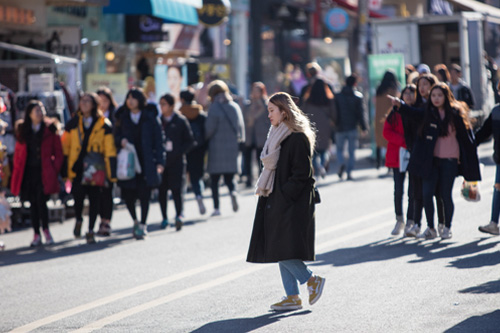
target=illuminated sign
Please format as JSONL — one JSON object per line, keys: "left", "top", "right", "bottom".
{"left": 0, "top": 5, "right": 36, "bottom": 25}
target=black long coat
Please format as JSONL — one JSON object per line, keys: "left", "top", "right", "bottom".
{"left": 113, "top": 107, "right": 165, "bottom": 189}
{"left": 247, "top": 132, "right": 316, "bottom": 263}
{"left": 160, "top": 112, "right": 195, "bottom": 189}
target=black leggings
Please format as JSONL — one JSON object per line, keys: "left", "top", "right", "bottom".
{"left": 73, "top": 183, "right": 101, "bottom": 232}
{"left": 99, "top": 185, "right": 113, "bottom": 221}
{"left": 121, "top": 177, "right": 151, "bottom": 225}
{"left": 210, "top": 173, "right": 235, "bottom": 210}
{"left": 159, "top": 187, "right": 183, "bottom": 220}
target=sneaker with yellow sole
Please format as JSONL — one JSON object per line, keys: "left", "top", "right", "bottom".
{"left": 270, "top": 296, "right": 302, "bottom": 311}
{"left": 307, "top": 275, "right": 326, "bottom": 305}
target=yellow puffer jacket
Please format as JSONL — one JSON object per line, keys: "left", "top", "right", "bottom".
{"left": 62, "top": 113, "right": 117, "bottom": 182}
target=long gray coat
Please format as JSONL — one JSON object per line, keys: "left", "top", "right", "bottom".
{"left": 247, "top": 132, "right": 316, "bottom": 263}
{"left": 205, "top": 93, "right": 245, "bottom": 174}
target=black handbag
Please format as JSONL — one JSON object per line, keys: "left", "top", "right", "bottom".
{"left": 314, "top": 187, "right": 321, "bottom": 204}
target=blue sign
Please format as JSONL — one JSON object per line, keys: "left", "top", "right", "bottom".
{"left": 324, "top": 8, "right": 349, "bottom": 33}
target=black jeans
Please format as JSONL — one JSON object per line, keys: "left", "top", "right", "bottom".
{"left": 73, "top": 183, "right": 101, "bottom": 232}
{"left": 121, "top": 176, "right": 151, "bottom": 225}
{"left": 159, "top": 174, "right": 183, "bottom": 220}
{"left": 99, "top": 185, "right": 113, "bottom": 221}
{"left": 409, "top": 172, "right": 423, "bottom": 226}
{"left": 242, "top": 145, "right": 263, "bottom": 186}
{"left": 210, "top": 173, "right": 235, "bottom": 210}
{"left": 24, "top": 167, "right": 49, "bottom": 235}
{"left": 422, "top": 158, "right": 458, "bottom": 228}
{"left": 392, "top": 168, "right": 414, "bottom": 221}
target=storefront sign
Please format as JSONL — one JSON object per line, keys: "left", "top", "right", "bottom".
{"left": 0, "top": 5, "right": 35, "bottom": 25}
{"left": 28, "top": 74, "right": 55, "bottom": 93}
{"left": 324, "top": 8, "right": 349, "bottom": 33}
{"left": 45, "top": 26, "right": 82, "bottom": 59}
{"left": 197, "top": 0, "right": 230, "bottom": 27}
{"left": 86, "top": 73, "right": 128, "bottom": 105}
{"left": 125, "top": 15, "right": 169, "bottom": 43}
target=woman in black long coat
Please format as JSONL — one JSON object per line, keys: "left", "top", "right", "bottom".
{"left": 114, "top": 88, "right": 165, "bottom": 239}
{"left": 247, "top": 92, "right": 325, "bottom": 311}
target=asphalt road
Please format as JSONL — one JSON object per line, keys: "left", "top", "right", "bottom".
{"left": 1, "top": 143, "right": 500, "bottom": 332}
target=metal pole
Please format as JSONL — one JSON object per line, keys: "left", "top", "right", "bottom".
{"left": 250, "top": 0, "right": 262, "bottom": 83}
{"left": 356, "top": 0, "right": 369, "bottom": 95}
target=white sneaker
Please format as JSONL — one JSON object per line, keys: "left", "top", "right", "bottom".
{"left": 211, "top": 209, "right": 221, "bottom": 217}
{"left": 417, "top": 228, "right": 438, "bottom": 240}
{"left": 441, "top": 227, "right": 452, "bottom": 239}
{"left": 406, "top": 224, "right": 421, "bottom": 238}
{"left": 196, "top": 196, "right": 206, "bottom": 215}
{"left": 404, "top": 220, "right": 415, "bottom": 235}
{"left": 478, "top": 222, "right": 500, "bottom": 236}
{"left": 437, "top": 223, "right": 445, "bottom": 237}
{"left": 391, "top": 221, "right": 405, "bottom": 236}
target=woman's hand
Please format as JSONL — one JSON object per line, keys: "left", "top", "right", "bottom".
{"left": 387, "top": 94, "right": 401, "bottom": 108}
{"left": 121, "top": 138, "right": 128, "bottom": 148}
{"left": 157, "top": 164, "right": 164, "bottom": 174}
{"left": 494, "top": 183, "right": 500, "bottom": 191}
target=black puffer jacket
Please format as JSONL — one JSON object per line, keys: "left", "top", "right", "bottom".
{"left": 334, "top": 86, "right": 368, "bottom": 132}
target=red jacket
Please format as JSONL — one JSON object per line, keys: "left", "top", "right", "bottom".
{"left": 11, "top": 121, "right": 64, "bottom": 196}
{"left": 383, "top": 111, "right": 406, "bottom": 168}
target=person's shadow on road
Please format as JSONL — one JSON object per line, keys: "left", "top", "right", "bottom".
{"left": 190, "top": 310, "right": 311, "bottom": 333}
{"left": 312, "top": 237, "right": 500, "bottom": 268}
{"left": 444, "top": 310, "right": 500, "bottom": 332}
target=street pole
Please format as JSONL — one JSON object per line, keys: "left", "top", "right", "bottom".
{"left": 356, "top": 0, "right": 369, "bottom": 96}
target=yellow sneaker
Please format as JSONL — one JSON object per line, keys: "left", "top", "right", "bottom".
{"left": 270, "top": 296, "right": 303, "bottom": 311}
{"left": 307, "top": 275, "right": 325, "bottom": 305}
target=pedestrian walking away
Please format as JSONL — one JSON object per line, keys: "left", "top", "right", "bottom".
{"left": 205, "top": 80, "right": 244, "bottom": 216}
{"left": 242, "top": 82, "right": 270, "bottom": 187}
{"left": 391, "top": 83, "right": 481, "bottom": 240}
{"left": 334, "top": 74, "right": 369, "bottom": 180}
{"left": 62, "top": 93, "right": 117, "bottom": 244}
{"left": 158, "top": 93, "right": 195, "bottom": 231}
{"left": 96, "top": 87, "right": 119, "bottom": 236}
{"left": 475, "top": 85, "right": 500, "bottom": 236}
{"left": 247, "top": 92, "right": 325, "bottom": 311}
{"left": 302, "top": 78, "right": 336, "bottom": 179}
{"left": 375, "top": 70, "right": 400, "bottom": 170}
{"left": 11, "top": 100, "right": 63, "bottom": 247}
{"left": 179, "top": 89, "right": 208, "bottom": 216}
{"left": 114, "top": 88, "right": 165, "bottom": 239}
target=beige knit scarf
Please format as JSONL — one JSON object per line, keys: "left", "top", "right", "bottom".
{"left": 255, "top": 122, "right": 292, "bottom": 196}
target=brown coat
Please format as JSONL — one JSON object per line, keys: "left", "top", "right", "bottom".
{"left": 374, "top": 88, "right": 399, "bottom": 148}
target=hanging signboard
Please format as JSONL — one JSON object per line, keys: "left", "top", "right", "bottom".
{"left": 125, "top": 15, "right": 169, "bottom": 43}
{"left": 28, "top": 74, "right": 54, "bottom": 93}
{"left": 197, "top": 0, "right": 230, "bottom": 27}
{"left": 45, "top": 26, "right": 82, "bottom": 59}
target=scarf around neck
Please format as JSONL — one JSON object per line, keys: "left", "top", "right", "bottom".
{"left": 255, "top": 122, "right": 292, "bottom": 196}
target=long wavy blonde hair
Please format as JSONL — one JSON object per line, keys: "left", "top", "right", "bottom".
{"left": 268, "top": 92, "right": 316, "bottom": 154}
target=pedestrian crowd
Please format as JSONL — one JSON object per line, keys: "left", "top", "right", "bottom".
{"left": 1, "top": 60, "right": 500, "bottom": 312}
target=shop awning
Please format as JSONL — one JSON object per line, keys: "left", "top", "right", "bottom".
{"left": 103, "top": 0, "right": 199, "bottom": 26}
{"left": 46, "top": 0, "right": 110, "bottom": 5}
{"left": 331, "top": 0, "right": 387, "bottom": 18}
{"left": 448, "top": 0, "right": 500, "bottom": 20}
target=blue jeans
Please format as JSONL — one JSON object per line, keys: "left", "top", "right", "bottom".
{"left": 278, "top": 259, "right": 312, "bottom": 296}
{"left": 491, "top": 165, "right": 500, "bottom": 223}
{"left": 422, "top": 158, "right": 458, "bottom": 228}
{"left": 336, "top": 130, "right": 358, "bottom": 174}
